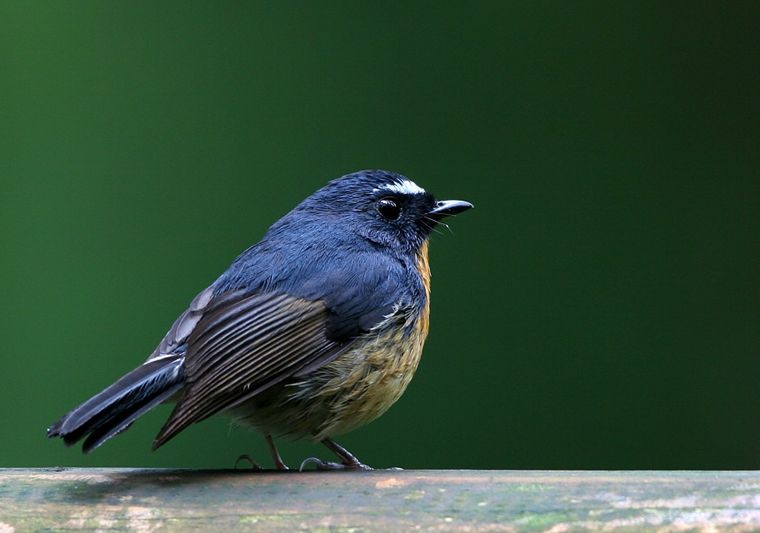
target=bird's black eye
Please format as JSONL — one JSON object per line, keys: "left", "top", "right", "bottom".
{"left": 377, "top": 198, "right": 401, "bottom": 220}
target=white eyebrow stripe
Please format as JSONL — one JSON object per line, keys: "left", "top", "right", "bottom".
{"left": 374, "top": 179, "right": 426, "bottom": 196}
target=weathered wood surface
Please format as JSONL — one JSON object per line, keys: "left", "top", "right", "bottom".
{"left": 1, "top": 469, "right": 759, "bottom": 531}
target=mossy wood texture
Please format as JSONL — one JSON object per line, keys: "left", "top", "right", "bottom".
{"left": 1, "top": 469, "right": 759, "bottom": 531}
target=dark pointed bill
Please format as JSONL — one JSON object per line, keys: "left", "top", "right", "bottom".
{"left": 427, "top": 199, "right": 474, "bottom": 219}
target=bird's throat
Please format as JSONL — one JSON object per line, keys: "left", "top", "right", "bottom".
{"left": 417, "top": 241, "right": 431, "bottom": 337}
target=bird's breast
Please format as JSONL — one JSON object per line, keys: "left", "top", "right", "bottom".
{"left": 299, "top": 304, "right": 430, "bottom": 439}
{"left": 233, "top": 242, "right": 434, "bottom": 440}
{"left": 416, "top": 240, "right": 431, "bottom": 339}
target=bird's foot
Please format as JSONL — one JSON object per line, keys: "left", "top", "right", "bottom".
{"left": 274, "top": 458, "right": 290, "bottom": 471}
{"left": 298, "top": 437, "right": 374, "bottom": 471}
{"left": 299, "top": 456, "right": 373, "bottom": 471}
{"left": 234, "top": 454, "right": 263, "bottom": 470}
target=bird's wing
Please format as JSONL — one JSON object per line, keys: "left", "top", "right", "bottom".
{"left": 149, "top": 246, "right": 412, "bottom": 449}
{"left": 151, "top": 288, "right": 388, "bottom": 449}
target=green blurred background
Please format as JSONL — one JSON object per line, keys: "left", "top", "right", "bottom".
{"left": 2, "top": 1, "right": 758, "bottom": 470}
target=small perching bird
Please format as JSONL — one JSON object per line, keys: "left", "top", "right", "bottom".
{"left": 48, "top": 169, "right": 473, "bottom": 469}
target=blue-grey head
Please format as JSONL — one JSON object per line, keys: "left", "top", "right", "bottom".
{"left": 286, "top": 170, "right": 473, "bottom": 255}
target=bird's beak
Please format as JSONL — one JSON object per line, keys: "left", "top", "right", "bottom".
{"left": 427, "top": 199, "right": 474, "bottom": 219}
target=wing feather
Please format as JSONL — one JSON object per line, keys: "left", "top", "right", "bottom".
{"left": 152, "top": 291, "right": 347, "bottom": 448}
{"left": 188, "top": 293, "right": 291, "bottom": 358}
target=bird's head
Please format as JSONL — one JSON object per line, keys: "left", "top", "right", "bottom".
{"left": 292, "top": 170, "right": 473, "bottom": 255}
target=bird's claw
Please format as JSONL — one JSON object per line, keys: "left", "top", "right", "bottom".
{"left": 299, "top": 456, "right": 373, "bottom": 472}
{"left": 234, "top": 454, "right": 263, "bottom": 470}
{"left": 299, "top": 456, "right": 330, "bottom": 471}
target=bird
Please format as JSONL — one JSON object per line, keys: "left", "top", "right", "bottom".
{"left": 47, "top": 169, "right": 473, "bottom": 470}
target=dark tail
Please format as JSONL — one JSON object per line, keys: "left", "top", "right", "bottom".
{"left": 47, "top": 355, "right": 184, "bottom": 453}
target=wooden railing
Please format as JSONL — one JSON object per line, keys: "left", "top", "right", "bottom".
{"left": 1, "top": 469, "right": 759, "bottom": 530}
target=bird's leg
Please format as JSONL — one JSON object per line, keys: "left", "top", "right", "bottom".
{"left": 266, "top": 434, "right": 290, "bottom": 470}
{"left": 323, "top": 438, "right": 371, "bottom": 469}
{"left": 299, "top": 437, "right": 373, "bottom": 471}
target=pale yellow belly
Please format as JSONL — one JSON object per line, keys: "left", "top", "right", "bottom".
{"left": 234, "top": 243, "right": 432, "bottom": 440}
{"left": 233, "top": 314, "right": 428, "bottom": 440}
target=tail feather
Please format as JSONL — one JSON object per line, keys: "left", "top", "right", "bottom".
{"left": 47, "top": 355, "right": 184, "bottom": 453}
{"left": 81, "top": 380, "right": 183, "bottom": 452}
